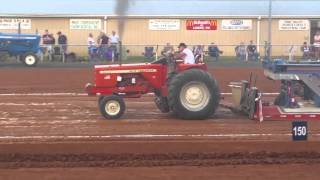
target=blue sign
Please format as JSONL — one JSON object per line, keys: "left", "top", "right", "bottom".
{"left": 292, "top": 121, "right": 308, "bottom": 141}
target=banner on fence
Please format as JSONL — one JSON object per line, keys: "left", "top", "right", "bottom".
{"left": 221, "top": 19, "right": 252, "bottom": 30}
{"left": 70, "top": 19, "right": 102, "bottom": 30}
{"left": 0, "top": 18, "right": 31, "bottom": 30}
{"left": 186, "top": 20, "right": 217, "bottom": 30}
{"left": 149, "top": 19, "right": 180, "bottom": 30}
{"left": 279, "top": 20, "right": 309, "bottom": 31}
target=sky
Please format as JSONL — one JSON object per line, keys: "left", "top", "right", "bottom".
{"left": 0, "top": 0, "right": 318, "bottom": 16}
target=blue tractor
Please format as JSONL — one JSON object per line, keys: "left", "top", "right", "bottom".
{"left": 0, "top": 33, "right": 41, "bottom": 67}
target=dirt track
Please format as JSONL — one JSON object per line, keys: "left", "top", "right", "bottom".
{"left": 0, "top": 66, "right": 319, "bottom": 180}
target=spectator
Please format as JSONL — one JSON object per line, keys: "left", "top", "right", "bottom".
{"left": 57, "top": 31, "right": 68, "bottom": 56}
{"left": 175, "top": 43, "right": 195, "bottom": 64}
{"left": 48, "top": 34, "right": 55, "bottom": 45}
{"left": 42, "top": 30, "right": 51, "bottom": 45}
{"left": 110, "top": 30, "right": 120, "bottom": 44}
{"left": 235, "top": 42, "right": 246, "bottom": 61}
{"left": 97, "top": 32, "right": 109, "bottom": 60}
{"left": 287, "top": 45, "right": 297, "bottom": 61}
{"left": 193, "top": 45, "right": 204, "bottom": 63}
{"left": 87, "top": 33, "right": 97, "bottom": 61}
{"left": 161, "top": 42, "right": 174, "bottom": 55}
{"left": 42, "top": 30, "right": 54, "bottom": 60}
{"left": 208, "top": 42, "right": 223, "bottom": 61}
{"left": 301, "top": 42, "right": 312, "bottom": 60}
{"left": 313, "top": 31, "right": 320, "bottom": 60}
{"left": 97, "top": 31, "right": 109, "bottom": 45}
{"left": 110, "top": 31, "right": 120, "bottom": 61}
{"left": 247, "top": 40, "right": 259, "bottom": 61}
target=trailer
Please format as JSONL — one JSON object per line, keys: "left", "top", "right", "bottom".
{"left": 229, "top": 59, "right": 320, "bottom": 121}
{"left": 0, "top": 33, "right": 41, "bottom": 67}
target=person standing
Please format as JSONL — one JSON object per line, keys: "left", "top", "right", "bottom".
{"left": 42, "top": 30, "right": 54, "bottom": 60}
{"left": 97, "top": 32, "right": 109, "bottom": 60}
{"left": 301, "top": 42, "right": 311, "bottom": 60}
{"left": 57, "top": 31, "right": 68, "bottom": 60}
{"left": 235, "top": 42, "right": 246, "bottom": 61}
{"left": 313, "top": 31, "right": 320, "bottom": 60}
{"left": 87, "top": 33, "right": 97, "bottom": 61}
{"left": 110, "top": 31, "right": 120, "bottom": 61}
{"left": 247, "top": 40, "right": 258, "bottom": 61}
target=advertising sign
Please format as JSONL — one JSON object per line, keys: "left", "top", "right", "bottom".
{"left": 279, "top": 20, "right": 309, "bottom": 31}
{"left": 221, "top": 19, "right": 252, "bottom": 30}
{"left": 0, "top": 18, "right": 31, "bottom": 29}
{"left": 149, "top": 19, "right": 180, "bottom": 30}
{"left": 70, "top": 19, "right": 102, "bottom": 30}
{"left": 186, "top": 20, "right": 217, "bottom": 30}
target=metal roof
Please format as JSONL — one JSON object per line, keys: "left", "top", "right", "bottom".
{"left": 0, "top": 0, "right": 319, "bottom": 18}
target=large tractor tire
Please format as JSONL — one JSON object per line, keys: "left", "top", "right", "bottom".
{"left": 99, "top": 95, "right": 126, "bottom": 119}
{"left": 168, "top": 69, "right": 220, "bottom": 120}
{"left": 22, "top": 53, "right": 38, "bottom": 67}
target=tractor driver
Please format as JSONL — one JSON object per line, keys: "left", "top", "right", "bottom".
{"left": 175, "top": 43, "right": 195, "bottom": 64}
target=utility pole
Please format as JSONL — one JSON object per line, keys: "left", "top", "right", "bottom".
{"left": 267, "top": 0, "right": 272, "bottom": 59}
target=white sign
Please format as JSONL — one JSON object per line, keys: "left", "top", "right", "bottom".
{"left": 70, "top": 19, "right": 101, "bottom": 30}
{"left": 279, "top": 20, "right": 309, "bottom": 31}
{"left": 221, "top": 19, "right": 252, "bottom": 30}
{"left": 149, "top": 19, "right": 180, "bottom": 30}
{"left": 0, "top": 18, "right": 31, "bottom": 30}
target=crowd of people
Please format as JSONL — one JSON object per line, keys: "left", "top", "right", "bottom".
{"left": 300, "top": 30, "right": 320, "bottom": 60}
{"left": 41, "top": 30, "right": 68, "bottom": 61}
{"left": 87, "top": 31, "right": 120, "bottom": 62}
{"left": 40, "top": 29, "right": 320, "bottom": 63}
{"left": 41, "top": 29, "right": 120, "bottom": 62}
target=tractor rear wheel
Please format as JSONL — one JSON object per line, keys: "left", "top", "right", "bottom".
{"left": 168, "top": 69, "right": 220, "bottom": 120}
{"left": 99, "top": 95, "right": 125, "bottom": 119}
{"left": 22, "top": 53, "right": 38, "bottom": 67}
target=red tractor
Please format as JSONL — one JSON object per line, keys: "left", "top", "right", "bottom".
{"left": 85, "top": 55, "right": 220, "bottom": 120}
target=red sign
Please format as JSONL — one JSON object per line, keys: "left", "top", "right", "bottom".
{"left": 186, "top": 20, "right": 217, "bottom": 30}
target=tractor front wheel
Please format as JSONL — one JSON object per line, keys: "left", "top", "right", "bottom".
{"left": 22, "top": 53, "right": 38, "bottom": 67}
{"left": 99, "top": 95, "right": 126, "bottom": 119}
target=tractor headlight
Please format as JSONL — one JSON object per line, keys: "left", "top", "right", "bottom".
{"left": 131, "top": 78, "right": 136, "bottom": 84}
{"left": 117, "top": 75, "right": 122, "bottom": 82}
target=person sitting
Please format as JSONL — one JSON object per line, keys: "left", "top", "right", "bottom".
{"left": 247, "top": 40, "right": 259, "bottom": 61}
{"left": 208, "top": 42, "right": 223, "bottom": 61}
{"left": 301, "top": 42, "right": 312, "bottom": 60}
{"left": 161, "top": 42, "right": 174, "bottom": 55}
{"left": 175, "top": 43, "right": 195, "bottom": 64}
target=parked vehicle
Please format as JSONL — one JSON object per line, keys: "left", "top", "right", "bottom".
{"left": 0, "top": 33, "right": 41, "bottom": 67}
